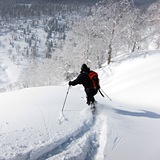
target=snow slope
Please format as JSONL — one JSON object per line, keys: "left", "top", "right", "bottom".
{"left": 0, "top": 51, "right": 160, "bottom": 160}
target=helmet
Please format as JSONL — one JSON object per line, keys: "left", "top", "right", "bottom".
{"left": 81, "top": 64, "right": 88, "bottom": 72}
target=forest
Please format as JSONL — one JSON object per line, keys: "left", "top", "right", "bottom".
{"left": 0, "top": 0, "right": 159, "bottom": 88}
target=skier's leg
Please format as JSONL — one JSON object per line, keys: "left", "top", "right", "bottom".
{"left": 85, "top": 88, "right": 97, "bottom": 105}
{"left": 88, "top": 91, "right": 95, "bottom": 105}
{"left": 86, "top": 90, "right": 92, "bottom": 105}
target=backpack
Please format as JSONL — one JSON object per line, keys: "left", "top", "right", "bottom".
{"left": 88, "top": 71, "right": 100, "bottom": 90}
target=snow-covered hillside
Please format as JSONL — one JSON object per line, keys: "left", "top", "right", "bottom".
{"left": 0, "top": 51, "right": 160, "bottom": 160}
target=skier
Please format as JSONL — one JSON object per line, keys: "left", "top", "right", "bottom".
{"left": 68, "top": 64, "right": 100, "bottom": 107}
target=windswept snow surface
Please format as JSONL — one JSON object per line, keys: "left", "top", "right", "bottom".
{"left": 0, "top": 51, "right": 160, "bottom": 160}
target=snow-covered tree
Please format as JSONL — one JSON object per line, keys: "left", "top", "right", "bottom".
{"left": 15, "top": 0, "right": 160, "bottom": 88}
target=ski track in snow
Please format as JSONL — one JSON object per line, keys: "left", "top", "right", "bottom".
{"left": 11, "top": 105, "right": 108, "bottom": 160}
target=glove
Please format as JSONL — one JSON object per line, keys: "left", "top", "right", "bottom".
{"left": 69, "top": 81, "right": 72, "bottom": 86}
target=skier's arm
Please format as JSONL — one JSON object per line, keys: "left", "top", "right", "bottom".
{"left": 69, "top": 75, "right": 82, "bottom": 86}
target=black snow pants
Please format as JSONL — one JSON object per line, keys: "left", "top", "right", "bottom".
{"left": 85, "top": 88, "right": 98, "bottom": 105}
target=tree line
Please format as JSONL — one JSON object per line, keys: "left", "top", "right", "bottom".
{"left": 0, "top": 0, "right": 159, "bottom": 89}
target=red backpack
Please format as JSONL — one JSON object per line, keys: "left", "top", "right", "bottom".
{"left": 88, "top": 71, "right": 100, "bottom": 90}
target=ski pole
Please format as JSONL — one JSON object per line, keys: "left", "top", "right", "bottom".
{"left": 100, "top": 88, "right": 112, "bottom": 101}
{"left": 99, "top": 89, "right": 104, "bottom": 97}
{"left": 62, "top": 86, "right": 70, "bottom": 112}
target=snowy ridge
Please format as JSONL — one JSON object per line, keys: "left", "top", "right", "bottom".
{"left": 112, "top": 50, "right": 160, "bottom": 64}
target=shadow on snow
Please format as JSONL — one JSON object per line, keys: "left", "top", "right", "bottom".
{"left": 115, "top": 109, "right": 160, "bottom": 119}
